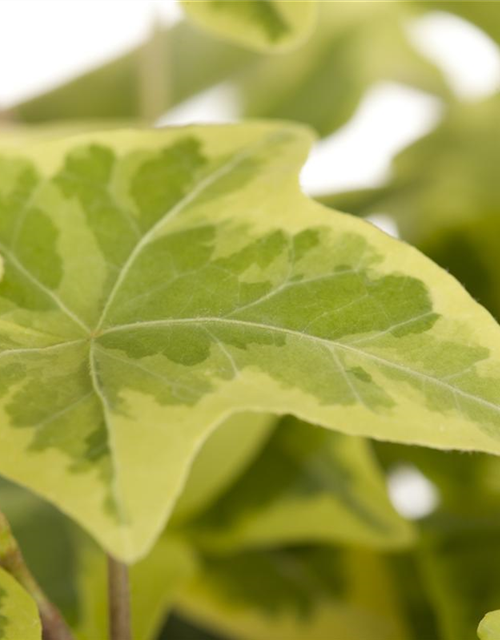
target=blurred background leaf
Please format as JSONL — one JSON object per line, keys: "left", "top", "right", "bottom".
{"left": 9, "top": 1, "right": 452, "bottom": 134}
{"left": 181, "top": 0, "right": 317, "bottom": 53}
{"left": 182, "top": 416, "right": 414, "bottom": 552}
{"left": 176, "top": 546, "right": 412, "bottom": 640}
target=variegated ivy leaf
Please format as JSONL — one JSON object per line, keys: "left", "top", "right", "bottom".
{"left": 186, "top": 416, "right": 414, "bottom": 551}
{"left": 479, "top": 611, "right": 500, "bottom": 640}
{"left": 0, "top": 568, "right": 41, "bottom": 640}
{"left": 181, "top": 1, "right": 317, "bottom": 53}
{"left": 1, "top": 123, "right": 500, "bottom": 563}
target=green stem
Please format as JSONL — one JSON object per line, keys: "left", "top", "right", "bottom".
{"left": 0, "top": 509, "right": 74, "bottom": 640}
{"left": 107, "top": 555, "right": 132, "bottom": 640}
{"left": 139, "top": 12, "right": 170, "bottom": 122}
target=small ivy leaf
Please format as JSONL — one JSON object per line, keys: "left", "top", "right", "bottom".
{"left": 0, "top": 568, "right": 41, "bottom": 640}
{"left": 479, "top": 611, "right": 500, "bottom": 640}
{"left": 2, "top": 123, "right": 500, "bottom": 563}
{"left": 181, "top": 1, "right": 317, "bottom": 53}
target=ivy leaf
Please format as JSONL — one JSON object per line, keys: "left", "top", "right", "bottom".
{"left": 186, "top": 416, "right": 414, "bottom": 551}
{"left": 176, "top": 546, "right": 411, "bottom": 640}
{"left": 180, "top": 1, "right": 317, "bottom": 53}
{"left": 479, "top": 611, "right": 500, "bottom": 640}
{"left": 1, "top": 123, "right": 500, "bottom": 563}
{"left": 0, "top": 568, "right": 41, "bottom": 640}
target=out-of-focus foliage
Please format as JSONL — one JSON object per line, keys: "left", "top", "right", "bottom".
{"left": 376, "top": 441, "right": 500, "bottom": 640}
{"left": 11, "top": 2, "right": 450, "bottom": 134}
{"left": 236, "top": 1, "right": 450, "bottom": 137}
{"left": 181, "top": 0, "right": 317, "bottom": 52}
{"left": 171, "top": 413, "right": 276, "bottom": 525}
{"left": 177, "top": 546, "right": 411, "bottom": 640}
{"left": 12, "top": 22, "right": 254, "bottom": 123}
{"left": 75, "top": 535, "right": 196, "bottom": 640}
{"left": 184, "top": 416, "right": 414, "bottom": 551}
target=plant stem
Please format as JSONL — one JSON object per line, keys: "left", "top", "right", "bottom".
{"left": 139, "top": 11, "right": 169, "bottom": 122}
{"left": 107, "top": 554, "right": 132, "bottom": 640}
{"left": 0, "top": 509, "right": 74, "bottom": 640}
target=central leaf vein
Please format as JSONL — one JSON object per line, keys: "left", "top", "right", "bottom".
{"left": 99, "top": 316, "right": 500, "bottom": 416}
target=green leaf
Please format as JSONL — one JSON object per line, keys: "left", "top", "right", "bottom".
{"left": 172, "top": 412, "right": 276, "bottom": 524}
{"left": 479, "top": 611, "right": 500, "bottom": 640}
{"left": 187, "top": 416, "right": 414, "bottom": 551}
{"left": 177, "top": 546, "right": 411, "bottom": 640}
{"left": 181, "top": 1, "right": 317, "bottom": 53}
{"left": 1, "top": 122, "right": 500, "bottom": 563}
{"left": 0, "top": 568, "right": 41, "bottom": 640}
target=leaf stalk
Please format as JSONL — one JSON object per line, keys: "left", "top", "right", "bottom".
{"left": 108, "top": 554, "right": 132, "bottom": 640}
